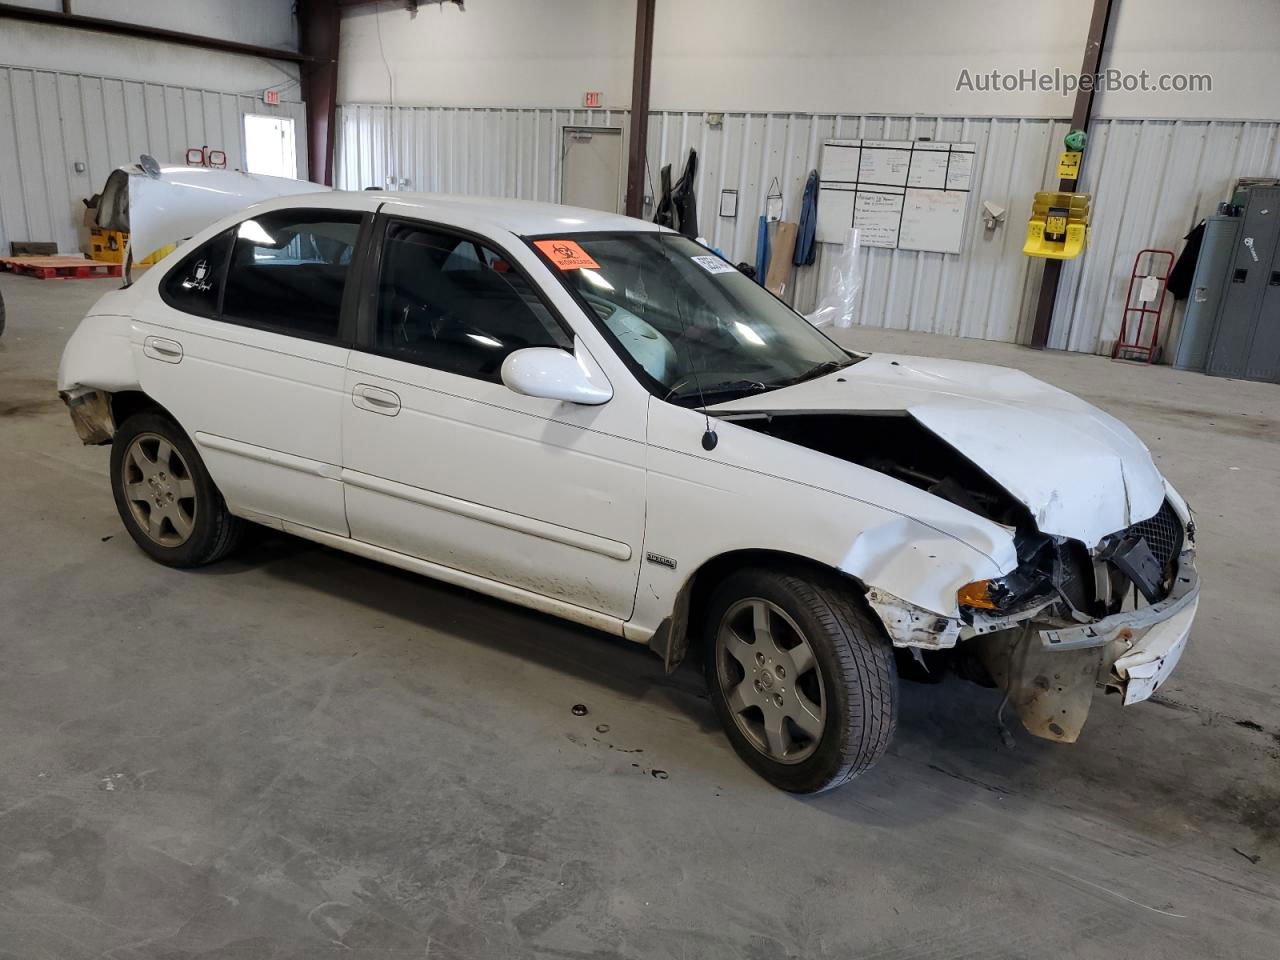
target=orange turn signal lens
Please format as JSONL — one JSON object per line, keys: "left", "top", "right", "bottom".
{"left": 957, "top": 580, "right": 1000, "bottom": 610}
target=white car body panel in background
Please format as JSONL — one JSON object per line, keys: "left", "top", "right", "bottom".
{"left": 97, "top": 164, "right": 330, "bottom": 262}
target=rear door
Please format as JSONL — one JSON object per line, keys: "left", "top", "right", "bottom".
{"left": 132, "top": 206, "right": 367, "bottom": 534}
{"left": 340, "top": 211, "right": 649, "bottom": 619}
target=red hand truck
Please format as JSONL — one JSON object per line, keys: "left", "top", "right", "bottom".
{"left": 1112, "top": 248, "right": 1175, "bottom": 364}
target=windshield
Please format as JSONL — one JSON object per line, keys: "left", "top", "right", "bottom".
{"left": 533, "top": 232, "right": 855, "bottom": 405}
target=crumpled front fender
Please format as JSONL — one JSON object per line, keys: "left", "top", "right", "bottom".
{"left": 838, "top": 513, "right": 1015, "bottom": 649}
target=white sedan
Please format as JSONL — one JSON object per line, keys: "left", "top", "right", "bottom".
{"left": 58, "top": 172, "right": 1199, "bottom": 793}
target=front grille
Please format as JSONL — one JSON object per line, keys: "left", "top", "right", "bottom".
{"left": 1127, "top": 500, "right": 1184, "bottom": 571}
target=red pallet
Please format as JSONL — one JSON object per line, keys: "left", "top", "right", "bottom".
{"left": 0, "top": 255, "right": 122, "bottom": 280}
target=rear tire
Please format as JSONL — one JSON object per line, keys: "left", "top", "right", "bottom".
{"left": 110, "top": 412, "right": 243, "bottom": 567}
{"left": 704, "top": 567, "right": 897, "bottom": 793}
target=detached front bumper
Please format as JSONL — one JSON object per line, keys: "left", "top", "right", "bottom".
{"left": 1039, "top": 548, "right": 1199, "bottom": 705}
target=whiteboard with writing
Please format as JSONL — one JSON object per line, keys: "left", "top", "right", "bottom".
{"left": 818, "top": 139, "right": 975, "bottom": 253}
{"left": 854, "top": 190, "right": 905, "bottom": 247}
{"left": 899, "top": 189, "right": 967, "bottom": 255}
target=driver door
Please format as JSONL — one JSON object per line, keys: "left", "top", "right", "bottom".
{"left": 340, "top": 213, "right": 648, "bottom": 620}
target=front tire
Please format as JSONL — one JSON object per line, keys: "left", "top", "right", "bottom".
{"left": 704, "top": 567, "right": 898, "bottom": 793}
{"left": 110, "top": 412, "right": 242, "bottom": 567}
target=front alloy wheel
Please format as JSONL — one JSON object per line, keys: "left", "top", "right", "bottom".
{"left": 715, "top": 598, "right": 826, "bottom": 763}
{"left": 705, "top": 567, "right": 898, "bottom": 793}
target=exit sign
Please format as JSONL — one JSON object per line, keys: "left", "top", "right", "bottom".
{"left": 263, "top": 89, "right": 281, "bottom": 106}
{"left": 583, "top": 91, "right": 602, "bottom": 108}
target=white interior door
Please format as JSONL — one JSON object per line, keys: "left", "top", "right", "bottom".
{"left": 243, "top": 114, "right": 298, "bottom": 179}
{"left": 561, "top": 127, "right": 623, "bottom": 213}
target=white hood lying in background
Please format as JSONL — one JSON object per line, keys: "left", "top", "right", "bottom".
{"left": 709, "top": 353, "right": 1167, "bottom": 549}
{"left": 97, "top": 159, "right": 330, "bottom": 263}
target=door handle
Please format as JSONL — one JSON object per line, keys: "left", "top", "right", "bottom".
{"left": 143, "top": 336, "right": 183, "bottom": 363}
{"left": 352, "top": 383, "right": 401, "bottom": 416}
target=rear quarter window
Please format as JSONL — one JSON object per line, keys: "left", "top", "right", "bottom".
{"left": 159, "top": 229, "right": 234, "bottom": 319}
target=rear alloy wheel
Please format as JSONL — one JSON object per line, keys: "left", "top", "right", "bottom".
{"left": 705, "top": 568, "right": 898, "bottom": 793}
{"left": 120, "top": 432, "right": 198, "bottom": 547}
{"left": 110, "top": 412, "right": 242, "bottom": 567}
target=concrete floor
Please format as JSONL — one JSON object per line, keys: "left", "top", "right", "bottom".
{"left": 1, "top": 271, "right": 1278, "bottom": 959}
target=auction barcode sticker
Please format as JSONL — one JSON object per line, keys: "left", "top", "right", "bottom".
{"left": 691, "top": 254, "right": 736, "bottom": 275}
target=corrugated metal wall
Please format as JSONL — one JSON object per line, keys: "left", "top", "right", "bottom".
{"left": 336, "top": 103, "right": 1280, "bottom": 354}
{"left": 0, "top": 64, "right": 308, "bottom": 255}
{"left": 1052, "top": 119, "right": 1280, "bottom": 352}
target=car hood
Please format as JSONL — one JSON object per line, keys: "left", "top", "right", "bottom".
{"left": 707, "top": 353, "right": 1166, "bottom": 548}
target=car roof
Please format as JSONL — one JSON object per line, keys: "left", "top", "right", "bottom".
{"left": 256, "top": 190, "right": 667, "bottom": 237}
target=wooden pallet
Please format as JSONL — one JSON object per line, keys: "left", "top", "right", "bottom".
{"left": 0, "top": 255, "right": 122, "bottom": 279}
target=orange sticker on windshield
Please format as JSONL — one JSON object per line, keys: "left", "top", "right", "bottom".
{"left": 534, "top": 239, "right": 599, "bottom": 270}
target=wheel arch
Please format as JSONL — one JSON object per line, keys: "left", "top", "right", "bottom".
{"left": 110, "top": 389, "right": 175, "bottom": 431}
{"left": 60, "top": 386, "right": 178, "bottom": 446}
{"left": 647, "top": 548, "right": 867, "bottom": 673}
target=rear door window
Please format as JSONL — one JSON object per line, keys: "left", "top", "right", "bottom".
{"left": 219, "top": 209, "right": 364, "bottom": 342}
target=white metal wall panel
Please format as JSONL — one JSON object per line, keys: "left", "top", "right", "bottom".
{"left": 0, "top": 64, "right": 308, "bottom": 255}
{"left": 336, "top": 103, "right": 1280, "bottom": 354}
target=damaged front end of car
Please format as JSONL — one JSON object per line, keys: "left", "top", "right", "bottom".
{"left": 721, "top": 407, "right": 1199, "bottom": 744}
{"left": 956, "top": 500, "right": 1198, "bottom": 741}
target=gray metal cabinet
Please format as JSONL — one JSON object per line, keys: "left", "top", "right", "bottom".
{"left": 1174, "top": 216, "right": 1239, "bottom": 372}
{"left": 1206, "top": 187, "right": 1280, "bottom": 382}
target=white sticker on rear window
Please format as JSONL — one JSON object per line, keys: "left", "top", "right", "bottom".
{"left": 691, "top": 254, "right": 736, "bottom": 275}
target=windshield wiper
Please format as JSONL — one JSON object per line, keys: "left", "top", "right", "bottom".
{"left": 774, "top": 358, "right": 852, "bottom": 388}
{"left": 673, "top": 378, "right": 771, "bottom": 407}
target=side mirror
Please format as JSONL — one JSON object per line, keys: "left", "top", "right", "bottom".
{"left": 501, "top": 343, "right": 612, "bottom": 405}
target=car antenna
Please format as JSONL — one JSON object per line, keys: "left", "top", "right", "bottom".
{"left": 646, "top": 156, "right": 717, "bottom": 451}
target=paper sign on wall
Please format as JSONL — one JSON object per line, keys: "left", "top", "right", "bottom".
{"left": 534, "top": 239, "right": 599, "bottom": 270}
{"left": 1058, "top": 151, "right": 1082, "bottom": 180}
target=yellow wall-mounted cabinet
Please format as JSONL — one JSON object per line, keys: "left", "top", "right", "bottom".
{"left": 1023, "top": 191, "right": 1091, "bottom": 260}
